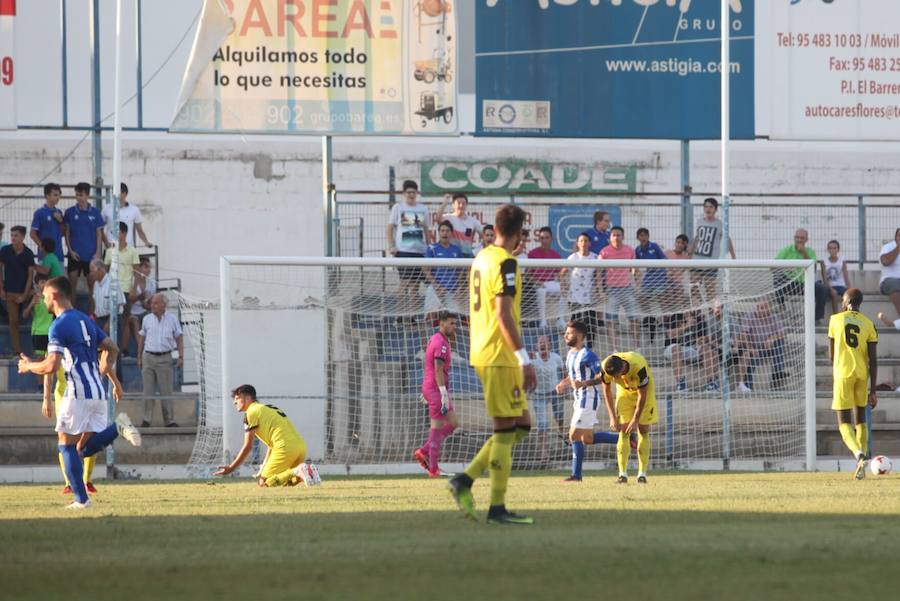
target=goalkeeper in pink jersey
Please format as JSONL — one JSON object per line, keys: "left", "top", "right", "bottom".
{"left": 414, "top": 311, "right": 459, "bottom": 477}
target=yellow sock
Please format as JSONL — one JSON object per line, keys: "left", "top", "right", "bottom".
{"left": 264, "top": 467, "right": 297, "bottom": 487}
{"left": 855, "top": 423, "right": 869, "bottom": 457}
{"left": 58, "top": 452, "right": 70, "bottom": 487}
{"left": 83, "top": 455, "right": 96, "bottom": 484}
{"left": 839, "top": 423, "right": 861, "bottom": 457}
{"left": 637, "top": 431, "right": 651, "bottom": 474}
{"left": 616, "top": 432, "right": 630, "bottom": 475}
{"left": 488, "top": 431, "right": 515, "bottom": 507}
{"left": 464, "top": 437, "right": 493, "bottom": 480}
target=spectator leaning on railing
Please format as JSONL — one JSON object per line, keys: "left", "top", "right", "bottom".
{"left": 423, "top": 220, "right": 464, "bottom": 314}
{"left": 877, "top": 227, "right": 900, "bottom": 331}
{"left": 31, "top": 183, "right": 65, "bottom": 262}
{"left": 0, "top": 226, "right": 36, "bottom": 356}
{"left": 560, "top": 233, "right": 601, "bottom": 346}
{"left": 138, "top": 293, "right": 184, "bottom": 428}
{"left": 599, "top": 226, "right": 641, "bottom": 350}
{"left": 438, "top": 192, "right": 483, "bottom": 258}
{"left": 774, "top": 228, "right": 829, "bottom": 324}
{"left": 64, "top": 182, "right": 105, "bottom": 315}
{"left": 527, "top": 226, "right": 565, "bottom": 328}
{"left": 102, "top": 182, "right": 152, "bottom": 249}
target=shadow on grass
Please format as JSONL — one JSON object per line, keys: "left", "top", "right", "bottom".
{"left": 3, "top": 503, "right": 900, "bottom": 601}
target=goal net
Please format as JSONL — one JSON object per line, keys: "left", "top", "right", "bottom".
{"left": 183, "top": 256, "right": 816, "bottom": 475}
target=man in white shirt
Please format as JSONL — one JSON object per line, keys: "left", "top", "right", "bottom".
{"left": 437, "top": 192, "right": 483, "bottom": 258}
{"left": 89, "top": 259, "right": 125, "bottom": 333}
{"left": 137, "top": 294, "right": 184, "bottom": 427}
{"left": 877, "top": 228, "right": 900, "bottom": 330}
{"left": 530, "top": 335, "right": 565, "bottom": 462}
{"left": 102, "top": 183, "right": 152, "bottom": 249}
{"left": 386, "top": 180, "right": 432, "bottom": 314}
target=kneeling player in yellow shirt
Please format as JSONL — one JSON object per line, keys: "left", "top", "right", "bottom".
{"left": 214, "top": 384, "right": 320, "bottom": 487}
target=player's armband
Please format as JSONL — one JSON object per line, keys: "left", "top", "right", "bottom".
{"left": 637, "top": 367, "right": 650, "bottom": 388}
{"left": 499, "top": 258, "right": 518, "bottom": 296}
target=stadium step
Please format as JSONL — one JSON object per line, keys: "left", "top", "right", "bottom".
{"left": 0, "top": 392, "right": 198, "bottom": 427}
{"left": 0, "top": 357, "right": 182, "bottom": 394}
{"left": 0, "top": 426, "right": 196, "bottom": 465}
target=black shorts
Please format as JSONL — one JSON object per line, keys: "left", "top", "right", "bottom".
{"left": 67, "top": 254, "right": 91, "bottom": 277}
{"left": 32, "top": 334, "right": 49, "bottom": 354}
{"left": 691, "top": 268, "right": 718, "bottom": 278}
{"left": 395, "top": 251, "right": 424, "bottom": 282}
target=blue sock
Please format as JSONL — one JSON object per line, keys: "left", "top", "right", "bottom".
{"left": 572, "top": 441, "right": 585, "bottom": 479}
{"left": 80, "top": 424, "right": 118, "bottom": 458}
{"left": 593, "top": 431, "right": 618, "bottom": 444}
{"left": 59, "top": 444, "right": 88, "bottom": 503}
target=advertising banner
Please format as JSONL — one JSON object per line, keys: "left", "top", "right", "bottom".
{"left": 420, "top": 160, "right": 636, "bottom": 195}
{"left": 172, "top": 0, "right": 457, "bottom": 135}
{"left": 0, "top": 0, "right": 14, "bottom": 130}
{"left": 475, "top": 0, "right": 754, "bottom": 140}
{"left": 767, "top": 0, "right": 900, "bottom": 140}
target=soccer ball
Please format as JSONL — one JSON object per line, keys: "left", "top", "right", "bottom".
{"left": 869, "top": 455, "right": 892, "bottom": 476}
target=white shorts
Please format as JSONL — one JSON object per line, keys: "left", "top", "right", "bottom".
{"left": 424, "top": 285, "right": 462, "bottom": 313}
{"left": 571, "top": 405, "right": 599, "bottom": 430}
{"left": 664, "top": 343, "right": 700, "bottom": 362}
{"left": 55, "top": 395, "right": 108, "bottom": 435}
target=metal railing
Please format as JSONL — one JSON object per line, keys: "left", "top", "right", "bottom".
{"left": 333, "top": 190, "right": 899, "bottom": 270}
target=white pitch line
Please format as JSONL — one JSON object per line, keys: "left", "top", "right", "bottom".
{"left": 475, "top": 35, "right": 754, "bottom": 58}
{"left": 632, "top": 5, "right": 650, "bottom": 45}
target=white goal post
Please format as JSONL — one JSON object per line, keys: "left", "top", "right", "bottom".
{"left": 204, "top": 256, "right": 817, "bottom": 474}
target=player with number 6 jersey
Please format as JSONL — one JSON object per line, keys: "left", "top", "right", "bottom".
{"left": 214, "top": 384, "right": 320, "bottom": 487}
{"left": 827, "top": 288, "right": 878, "bottom": 479}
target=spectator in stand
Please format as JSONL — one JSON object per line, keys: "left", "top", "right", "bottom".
{"left": 138, "top": 293, "right": 184, "bottom": 428}
{"left": 703, "top": 301, "right": 751, "bottom": 393}
{"left": 663, "top": 286, "right": 713, "bottom": 392}
{"left": 0, "top": 222, "right": 6, "bottom": 248}
{"left": 423, "top": 221, "right": 464, "bottom": 314}
{"left": 105, "top": 222, "right": 141, "bottom": 324}
{"left": 123, "top": 257, "right": 156, "bottom": 358}
{"left": 437, "top": 192, "right": 483, "bottom": 258}
{"left": 102, "top": 182, "right": 152, "bottom": 249}
{"left": 64, "top": 181, "right": 105, "bottom": 315}
{"left": 665, "top": 233, "right": 690, "bottom": 293}
{"left": 473, "top": 223, "right": 495, "bottom": 255}
{"left": 387, "top": 180, "right": 431, "bottom": 313}
{"left": 530, "top": 335, "right": 565, "bottom": 463}
{"left": 527, "top": 227, "right": 565, "bottom": 328}
{"left": 23, "top": 274, "right": 53, "bottom": 388}
{"left": 0, "top": 226, "right": 36, "bottom": 356}
{"left": 36, "top": 239, "right": 64, "bottom": 278}
{"left": 513, "top": 228, "right": 531, "bottom": 256}
{"left": 822, "top": 239, "right": 851, "bottom": 315}
{"left": 600, "top": 226, "right": 640, "bottom": 350}
{"left": 581, "top": 210, "right": 611, "bottom": 255}
{"left": 689, "top": 197, "right": 735, "bottom": 301}
{"left": 31, "top": 183, "right": 65, "bottom": 262}
{"left": 774, "top": 228, "right": 828, "bottom": 324}
{"left": 560, "top": 233, "right": 601, "bottom": 346}
{"left": 89, "top": 259, "right": 125, "bottom": 334}
{"left": 742, "top": 297, "right": 787, "bottom": 391}
{"left": 634, "top": 227, "right": 667, "bottom": 346}
{"left": 877, "top": 228, "right": 900, "bottom": 331}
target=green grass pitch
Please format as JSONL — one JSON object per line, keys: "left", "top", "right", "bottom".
{"left": 3, "top": 471, "right": 900, "bottom": 601}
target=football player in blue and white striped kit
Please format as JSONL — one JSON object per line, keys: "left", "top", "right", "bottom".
{"left": 555, "top": 320, "right": 619, "bottom": 482}
{"left": 18, "top": 276, "right": 141, "bottom": 509}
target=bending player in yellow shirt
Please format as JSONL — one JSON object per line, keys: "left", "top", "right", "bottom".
{"left": 43, "top": 365, "right": 98, "bottom": 494}
{"left": 597, "top": 351, "right": 658, "bottom": 484}
{"left": 214, "top": 384, "right": 321, "bottom": 487}
{"left": 828, "top": 288, "right": 878, "bottom": 479}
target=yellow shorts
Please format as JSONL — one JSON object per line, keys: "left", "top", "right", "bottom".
{"left": 616, "top": 390, "right": 659, "bottom": 426}
{"left": 832, "top": 378, "right": 868, "bottom": 411}
{"left": 259, "top": 439, "right": 307, "bottom": 479}
{"left": 475, "top": 365, "right": 529, "bottom": 418}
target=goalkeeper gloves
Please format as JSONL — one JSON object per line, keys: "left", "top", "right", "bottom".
{"left": 439, "top": 386, "right": 450, "bottom": 415}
